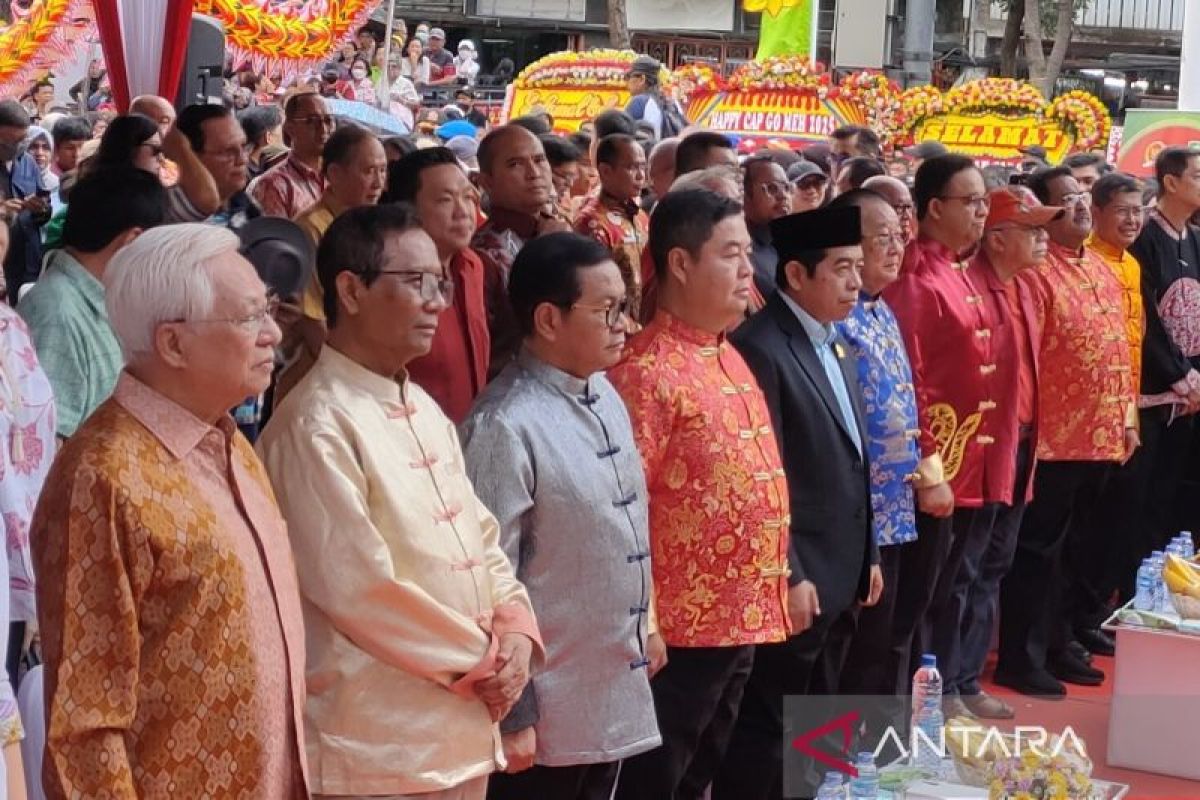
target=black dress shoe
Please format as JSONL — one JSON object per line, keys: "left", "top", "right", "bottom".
{"left": 1075, "top": 627, "right": 1116, "bottom": 657}
{"left": 993, "top": 668, "right": 1066, "bottom": 698}
{"left": 1048, "top": 652, "right": 1105, "bottom": 686}
{"left": 1067, "top": 640, "right": 1094, "bottom": 664}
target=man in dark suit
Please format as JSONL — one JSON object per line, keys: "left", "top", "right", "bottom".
{"left": 712, "top": 204, "right": 882, "bottom": 800}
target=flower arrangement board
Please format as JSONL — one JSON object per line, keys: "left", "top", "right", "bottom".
{"left": 501, "top": 49, "right": 656, "bottom": 133}
{"left": 685, "top": 89, "right": 867, "bottom": 153}
{"left": 895, "top": 79, "right": 1112, "bottom": 167}
{"left": 678, "top": 58, "right": 889, "bottom": 154}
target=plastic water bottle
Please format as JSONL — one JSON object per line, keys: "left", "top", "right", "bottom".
{"left": 1181, "top": 531, "right": 1196, "bottom": 560}
{"left": 1150, "top": 550, "right": 1167, "bottom": 612}
{"left": 816, "top": 771, "right": 846, "bottom": 799}
{"left": 911, "top": 653, "right": 944, "bottom": 771}
{"left": 1134, "top": 558, "right": 1156, "bottom": 611}
{"left": 849, "top": 752, "right": 879, "bottom": 799}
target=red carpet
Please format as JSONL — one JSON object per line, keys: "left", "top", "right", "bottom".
{"left": 980, "top": 654, "right": 1200, "bottom": 799}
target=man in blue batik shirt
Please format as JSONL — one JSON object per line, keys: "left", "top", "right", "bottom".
{"left": 833, "top": 189, "right": 922, "bottom": 702}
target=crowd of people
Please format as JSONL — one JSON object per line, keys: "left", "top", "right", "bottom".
{"left": 0, "top": 44, "right": 1199, "bottom": 800}
{"left": 20, "top": 20, "right": 495, "bottom": 139}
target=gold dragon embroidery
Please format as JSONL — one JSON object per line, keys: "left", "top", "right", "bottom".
{"left": 927, "top": 403, "right": 982, "bottom": 482}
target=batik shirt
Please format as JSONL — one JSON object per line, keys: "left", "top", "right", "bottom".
{"left": 609, "top": 311, "right": 792, "bottom": 648}
{"left": 574, "top": 193, "right": 649, "bottom": 321}
{"left": 33, "top": 374, "right": 308, "bottom": 799}
{"left": 838, "top": 294, "right": 920, "bottom": 546}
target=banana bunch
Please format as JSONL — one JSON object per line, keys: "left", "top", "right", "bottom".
{"left": 1163, "top": 554, "right": 1200, "bottom": 599}
{"left": 946, "top": 717, "right": 1009, "bottom": 768}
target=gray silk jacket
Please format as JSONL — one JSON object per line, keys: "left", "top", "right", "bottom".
{"left": 461, "top": 349, "right": 661, "bottom": 766}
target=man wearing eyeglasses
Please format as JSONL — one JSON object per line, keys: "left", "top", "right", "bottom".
{"left": 168, "top": 104, "right": 263, "bottom": 230}
{"left": 258, "top": 205, "right": 543, "bottom": 800}
{"left": 882, "top": 155, "right": 1021, "bottom": 701}
{"left": 388, "top": 147, "right": 491, "bottom": 424}
{"left": 833, "top": 190, "right": 922, "bottom": 714}
{"left": 996, "top": 168, "right": 1137, "bottom": 698}
{"left": 1082, "top": 173, "right": 1148, "bottom": 643}
{"left": 863, "top": 175, "right": 917, "bottom": 244}
{"left": 574, "top": 133, "right": 650, "bottom": 321}
{"left": 743, "top": 154, "right": 793, "bottom": 304}
{"left": 34, "top": 223, "right": 309, "bottom": 799}
{"left": 462, "top": 232, "right": 662, "bottom": 800}
{"left": 944, "top": 186, "right": 1054, "bottom": 719}
{"left": 249, "top": 92, "right": 330, "bottom": 219}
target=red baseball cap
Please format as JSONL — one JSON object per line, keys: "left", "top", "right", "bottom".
{"left": 984, "top": 185, "right": 1065, "bottom": 229}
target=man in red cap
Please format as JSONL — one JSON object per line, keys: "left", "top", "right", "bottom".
{"left": 933, "top": 186, "right": 1057, "bottom": 719}
{"left": 997, "top": 168, "right": 1138, "bottom": 698}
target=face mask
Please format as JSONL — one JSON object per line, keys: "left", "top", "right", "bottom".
{"left": 352, "top": 69, "right": 367, "bottom": 79}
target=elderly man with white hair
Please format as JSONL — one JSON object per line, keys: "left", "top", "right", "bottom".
{"left": 31, "top": 223, "right": 309, "bottom": 799}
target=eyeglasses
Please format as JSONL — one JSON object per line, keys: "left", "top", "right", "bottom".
{"left": 291, "top": 114, "right": 336, "bottom": 128}
{"left": 939, "top": 195, "right": 991, "bottom": 211}
{"left": 203, "top": 142, "right": 252, "bottom": 162}
{"left": 865, "top": 230, "right": 906, "bottom": 249}
{"left": 181, "top": 296, "right": 280, "bottom": 335}
{"left": 1108, "top": 205, "right": 1144, "bottom": 221}
{"left": 891, "top": 202, "right": 915, "bottom": 216}
{"left": 1059, "top": 191, "right": 1091, "bottom": 206}
{"left": 759, "top": 181, "right": 791, "bottom": 200}
{"left": 565, "top": 298, "right": 629, "bottom": 328}
{"left": 377, "top": 270, "right": 455, "bottom": 305}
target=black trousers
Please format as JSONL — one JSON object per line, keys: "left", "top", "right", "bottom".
{"left": 488, "top": 760, "right": 621, "bottom": 800}
{"left": 886, "top": 512, "right": 954, "bottom": 693}
{"left": 614, "top": 645, "right": 754, "bottom": 800}
{"left": 927, "top": 503, "right": 1002, "bottom": 698}
{"left": 839, "top": 543, "right": 906, "bottom": 695}
{"left": 931, "top": 437, "right": 1034, "bottom": 695}
{"left": 998, "top": 460, "right": 1110, "bottom": 676}
{"left": 1139, "top": 406, "right": 1197, "bottom": 551}
{"left": 709, "top": 605, "right": 858, "bottom": 800}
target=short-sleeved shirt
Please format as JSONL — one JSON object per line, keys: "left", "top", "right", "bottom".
{"left": 249, "top": 154, "right": 325, "bottom": 220}
{"left": 18, "top": 248, "right": 123, "bottom": 437}
{"left": 427, "top": 48, "right": 456, "bottom": 80}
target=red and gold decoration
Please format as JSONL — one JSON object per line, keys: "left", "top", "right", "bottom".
{"left": 193, "top": 0, "right": 382, "bottom": 75}
{"left": 0, "top": 0, "right": 95, "bottom": 98}
{"left": 895, "top": 78, "right": 1112, "bottom": 166}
